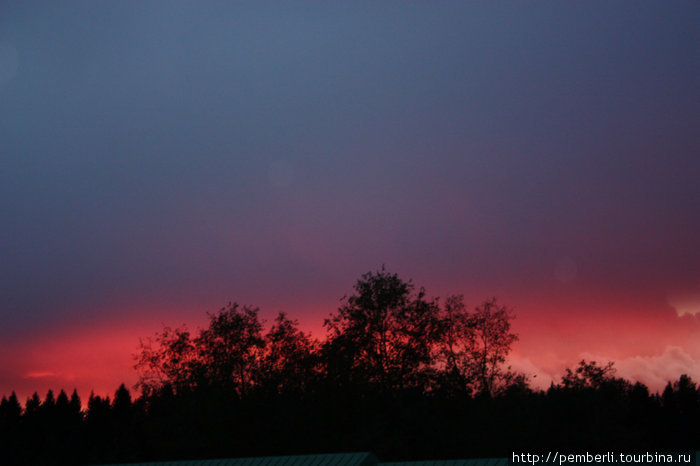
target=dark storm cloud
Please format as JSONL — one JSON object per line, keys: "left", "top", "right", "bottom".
{"left": 1, "top": 2, "right": 698, "bottom": 339}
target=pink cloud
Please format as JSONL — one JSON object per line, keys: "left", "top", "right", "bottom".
{"left": 611, "top": 346, "right": 700, "bottom": 392}
{"left": 24, "top": 371, "right": 59, "bottom": 379}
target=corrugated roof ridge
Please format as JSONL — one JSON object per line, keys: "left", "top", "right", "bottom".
{"left": 381, "top": 457, "right": 507, "bottom": 466}
{"left": 100, "top": 451, "right": 379, "bottom": 466}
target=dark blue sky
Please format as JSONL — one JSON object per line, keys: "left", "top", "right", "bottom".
{"left": 1, "top": 2, "right": 698, "bottom": 396}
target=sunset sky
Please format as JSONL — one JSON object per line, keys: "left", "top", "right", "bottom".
{"left": 1, "top": 2, "right": 698, "bottom": 402}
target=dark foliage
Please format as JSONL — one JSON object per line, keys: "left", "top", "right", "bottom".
{"left": 2, "top": 269, "right": 698, "bottom": 464}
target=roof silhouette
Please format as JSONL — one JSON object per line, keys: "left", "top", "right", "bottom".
{"left": 94, "top": 452, "right": 700, "bottom": 466}
{"left": 99, "top": 452, "right": 509, "bottom": 466}
{"left": 103, "top": 452, "right": 379, "bottom": 466}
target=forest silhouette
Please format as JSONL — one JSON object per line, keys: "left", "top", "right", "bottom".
{"left": 1, "top": 268, "right": 698, "bottom": 465}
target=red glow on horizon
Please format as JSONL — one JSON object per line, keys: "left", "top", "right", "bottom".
{"left": 3, "top": 296, "right": 700, "bottom": 405}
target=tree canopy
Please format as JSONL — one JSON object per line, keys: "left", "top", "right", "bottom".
{"left": 1, "top": 268, "right": 699, "bottom": 464}
{"left": 134, "top": 267, "right": 521, "bottom": 398}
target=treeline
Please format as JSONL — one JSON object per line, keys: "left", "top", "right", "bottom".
{"left": 1, "top": 268, "right": 698, "bottom": 464}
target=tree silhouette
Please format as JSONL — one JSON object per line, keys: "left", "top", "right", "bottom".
{"left": 467, "top": 298, "right": 519, "bottom": 396}
{"left": 672, "top": 374, "right": 698, "bottom": 416}
{"left": 113, "top": 384, "right": 133, "bottom": 415}
{"left": 135, "top": 302, "right": 267, "bottom": 397}
{"left": 324, "top": 267, "right": 440, "bottom": 390}
{"left": 2, "top": 267, "right": 682, "bottom": 463}
{"left": 436, "top": 295, "right": 471, "bottom": 394}
{"left": 661, "top": 381, "right": 676, "bottom": 410}
{"left": 561, "top": 360, "right": 616, "bottom": 390}
{"left": 0, "top": 391, "right": 21, "bottom": 424}
{"left": 0, "top": 392, "right": 22, "bottom": 464}
{"left": 86, "top": 392, "right": 111, "bottom": 426}
{"left": 438, "top": 296, "right": 519, "bottom": 396}
{"left": 261, "top": 312, "right": 320, "bottom": 395}
{"left": 195, "top": 303, "right": 265, "bottom": 396}
{"left": 135, "top": 326, "right": 199, "bottom": 395}
{"left": 56, "top": 389, "right": 70, "bottom": 418}
{"left": 24, "top": 392, "right": 41, "bottom": 419}
{"left": 41, "top": 389, "right": 56, "bottom": 415}
{"left": 69, "top": 389, "right": 82, "bottom": 422}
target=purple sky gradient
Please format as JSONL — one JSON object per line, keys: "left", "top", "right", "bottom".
{"left": 1, "top": 1, "right": 698, "bottom": 400}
